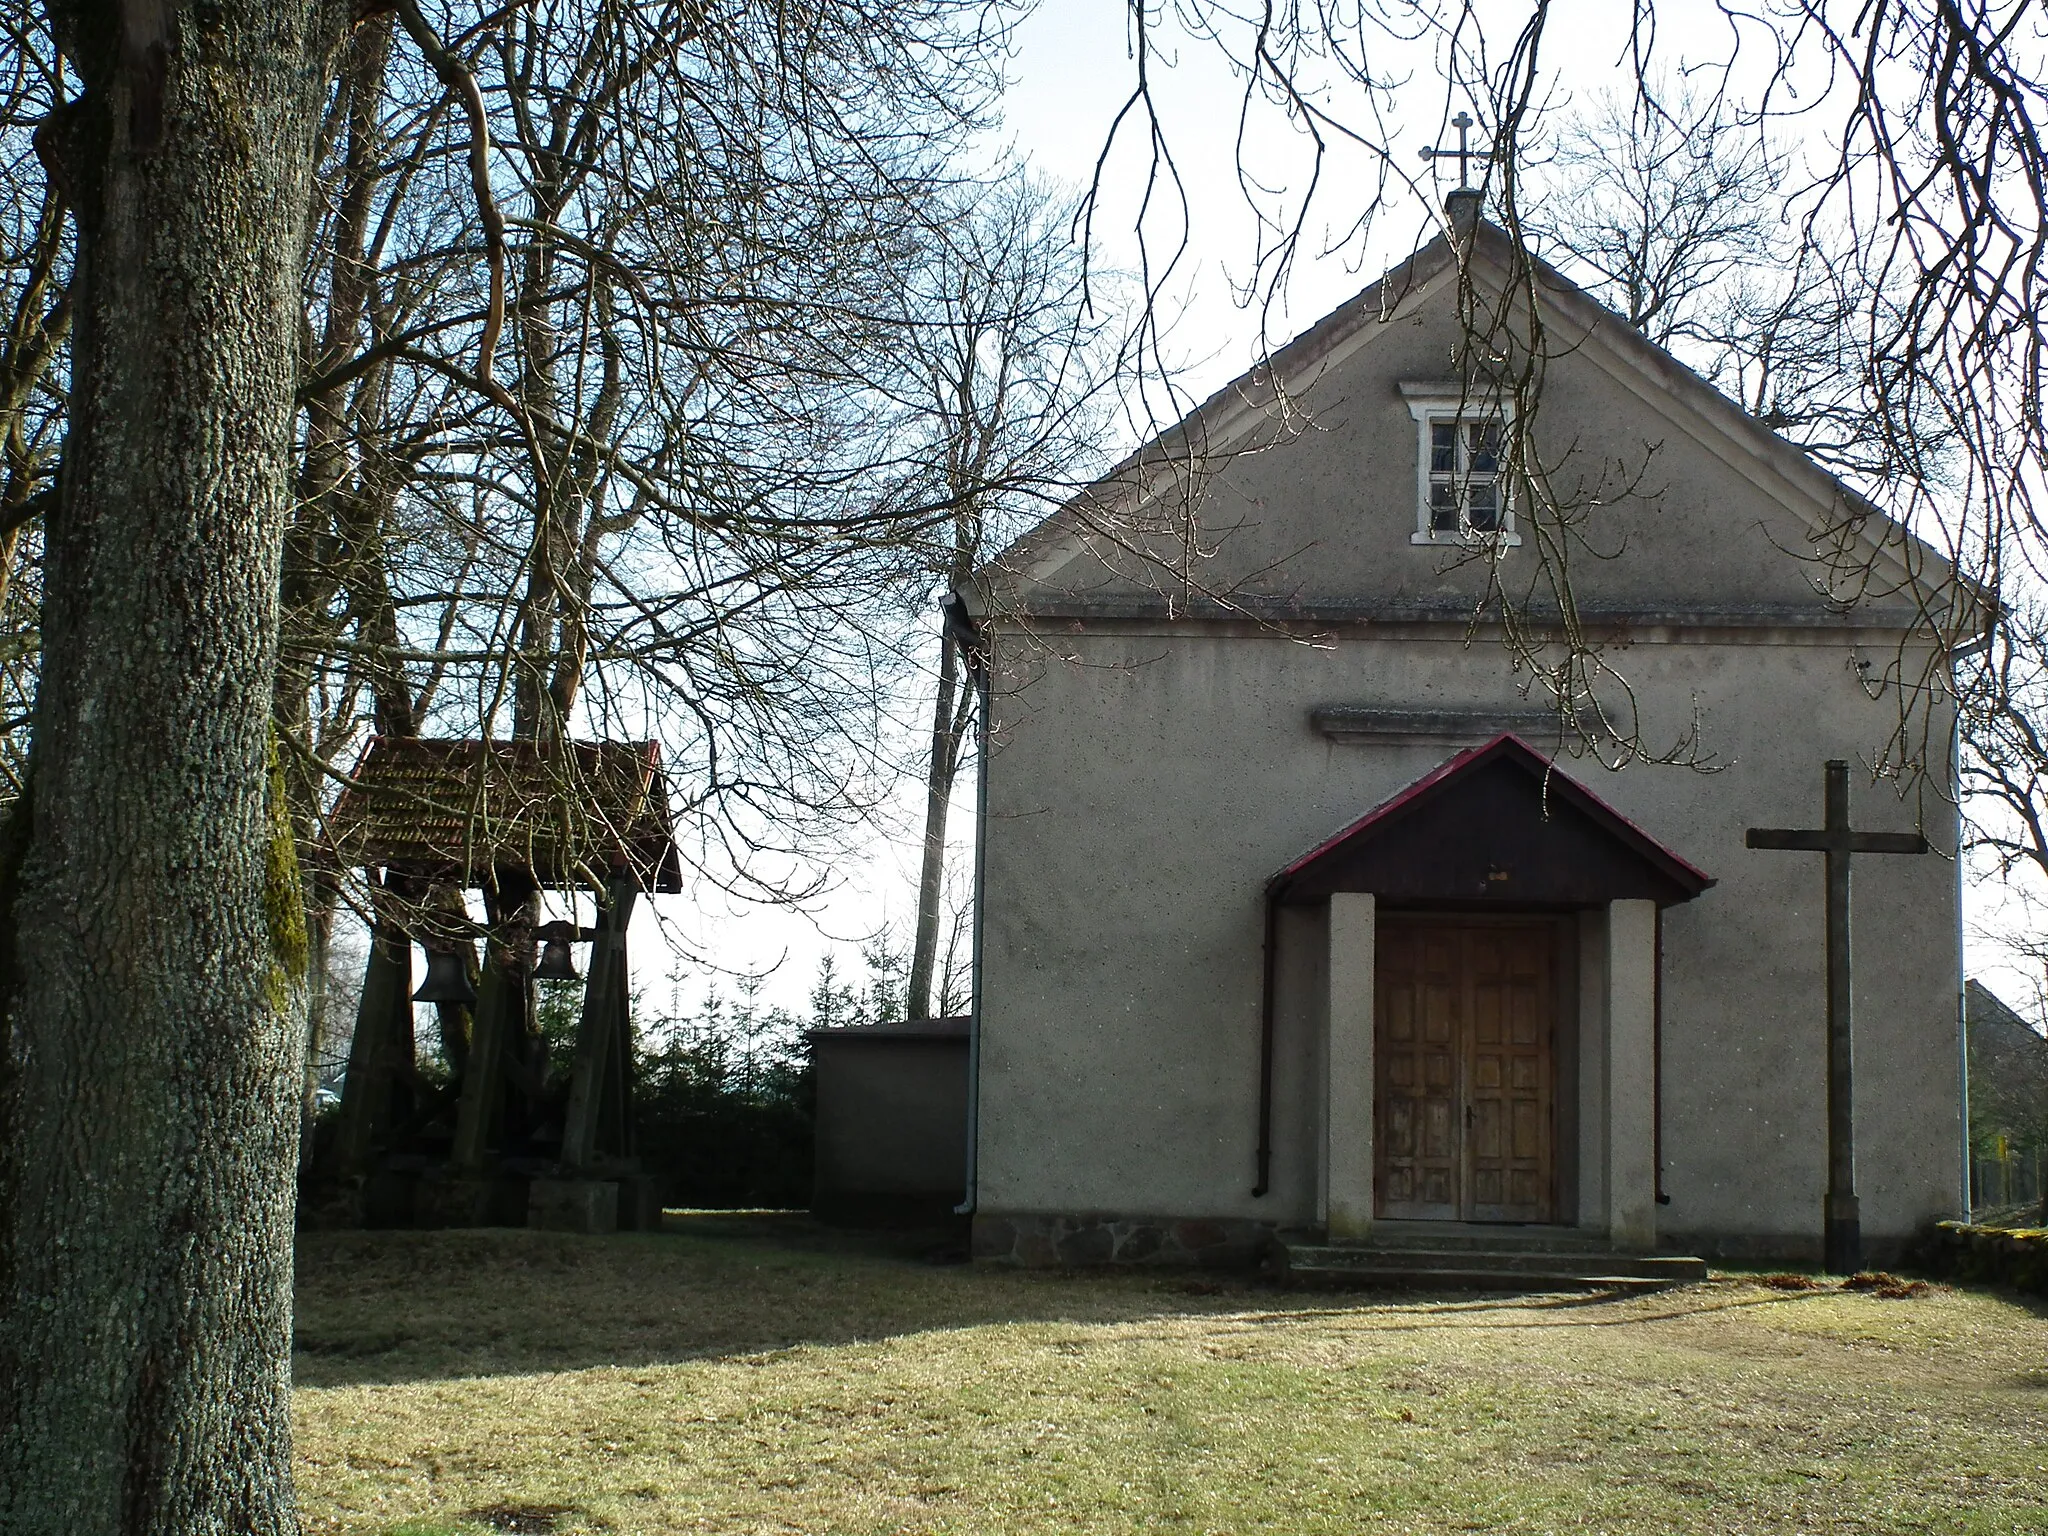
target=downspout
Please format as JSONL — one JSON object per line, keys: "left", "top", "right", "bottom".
{"left": 1950, "top": 627, "right": 1991, "bottom": 1221}
{"left": 1252, "top": 886, "right": 1281, "bottom": 1197}
{"left": 1956, "top": 799, "right": 1972, "bottom": 1224}
{"left": 946, "top": 594, "right": 989, "bottom": 1217}
{"left": 1654, "top": 905, "right": 1669, "bottom": 1207}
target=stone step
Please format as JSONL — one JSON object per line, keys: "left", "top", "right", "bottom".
{"left": 1281, "top": 1244, "right": 1708, "bottom": 1291}
{"left": 1287, "top": 1245, "right": 1703, "bottom": 1278}
{"left": 1281, "top": 1223, "right": 1621, "bottom": 1254}
{"left": 1288, "top": 1264, "right": 1681, "bottom": 1294}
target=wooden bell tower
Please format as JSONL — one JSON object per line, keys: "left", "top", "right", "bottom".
{"left": 310, "top": 737, "right": 682, "bottom": 1232}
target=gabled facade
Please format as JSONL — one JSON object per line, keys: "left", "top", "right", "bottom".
{"left": 961, "top": 208, "right": 1969, "bottom": 1267}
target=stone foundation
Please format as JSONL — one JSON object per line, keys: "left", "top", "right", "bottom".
{"left": 972, "top": 1211, "right": 1277, "bottom": 1269}
{"left": 529, "top": 1177, "right": 620, "bottom": 1234}
{"left": 1659, "top": 1229, "right": 1917, "bottom": 1270}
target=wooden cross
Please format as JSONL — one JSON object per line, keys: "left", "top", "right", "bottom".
{"left": 1419, "top": 110, "right": 1490, "bottom": 189}
{"left": 1746, "top": 760, "right": 1928, "bottom": 1274}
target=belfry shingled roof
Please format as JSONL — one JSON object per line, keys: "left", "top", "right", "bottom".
{"left": 329, "top": 736, "right": 683, "bottom": 893}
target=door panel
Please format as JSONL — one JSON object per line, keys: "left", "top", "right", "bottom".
{"left": 1466, "top": 925, "right": 1553, "bottom": 1221}
{"left": 1374, "top": 918, "right": 1556, "bottom": 1223}
{"left": 1374, "top": 924, "right": 1461, "bottom": 1219}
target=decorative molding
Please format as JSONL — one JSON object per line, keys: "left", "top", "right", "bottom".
{"left": 999, "top": 593, "right": 1934, "bottom": 635}
{"left": 1311, "top": 706, "right": 1575, "bottom": 746}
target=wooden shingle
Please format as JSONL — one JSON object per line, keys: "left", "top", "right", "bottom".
{"left": 329, "top": 737, "right": 683, "bottom": 892}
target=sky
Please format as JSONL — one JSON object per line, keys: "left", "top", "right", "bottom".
{"left": 622, "top": 0, "right": 2044, "bottom": 1026}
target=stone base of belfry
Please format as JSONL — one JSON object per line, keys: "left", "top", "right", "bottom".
{"left": 972, "top": 1211, "right": 1277, "bottom": 1269}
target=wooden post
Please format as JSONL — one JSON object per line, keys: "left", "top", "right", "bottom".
{"left": 450, "top": 950, "right": 512, "bottom": 1175}
{"left": 561, "top": 875, "right": 638, "bottom": 1171}
{"left": 334, "top": 923, "right": 412, "bottom": 1176}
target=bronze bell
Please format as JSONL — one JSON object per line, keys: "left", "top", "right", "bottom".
{"left": 412, "top": 945, "right": 478, "bottom": 1006}
{"left": 533, "top": 920, "right": 582, "bottom": 983}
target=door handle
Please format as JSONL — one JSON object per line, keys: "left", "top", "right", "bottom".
{"left": 1465, "top": 1105, "right": 1474, "bottom": 1129}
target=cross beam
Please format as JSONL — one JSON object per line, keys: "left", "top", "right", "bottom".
{"left": 1746, "top": 760, "right": 1928, "bottom": 1274}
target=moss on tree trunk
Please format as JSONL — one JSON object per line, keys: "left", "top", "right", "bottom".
{"left": 0, "top": 7, "right": 342, "bottom": 1532}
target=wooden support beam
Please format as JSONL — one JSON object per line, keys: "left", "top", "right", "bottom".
{"left": 451, "top": 943, "right": 518, "bottom": 1173}
{"left": 561, "top": 875, "right": 637, "bottom": 1172}
{"left": 334, "top": 926, "right": 413, "bottom": 1176}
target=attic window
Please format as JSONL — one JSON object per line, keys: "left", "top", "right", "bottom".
{"left": 1400, "top": 383, "right": 1520, "bottom": 547}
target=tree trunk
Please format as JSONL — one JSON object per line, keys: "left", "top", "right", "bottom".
{"left": 0, "top": 8, "right": 341, "bottom": 1533}
{"left": 907, "top": 632, "right": 962, "bottom": 1021}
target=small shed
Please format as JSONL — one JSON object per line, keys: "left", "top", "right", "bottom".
{"left": 809, "top": 1018, "right": 970, "bottom": 1227}
{"left": 1966, "top": 980, "right": 2048, "bottom": 1210}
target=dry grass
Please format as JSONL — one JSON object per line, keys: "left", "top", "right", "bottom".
{"left": 294, "top": 1214, "right": 2048, "bottom": 1535}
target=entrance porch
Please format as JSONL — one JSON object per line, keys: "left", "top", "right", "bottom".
{"left": 1326, "top": 897, "right": 1660, "bottom": 1248}
{"left": 1264, "top": 735, "right": 1715, "bottom": 1261}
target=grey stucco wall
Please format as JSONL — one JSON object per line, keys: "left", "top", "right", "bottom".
{"left": 975, "top": 622, "right": 1962, "bottom": 1253}
{"left": 1000, "top": 256, "right": 1880, "bottom": 618}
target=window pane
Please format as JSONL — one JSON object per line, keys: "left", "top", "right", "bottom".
{"left": 1430, "top": 422, "right": 1457, "bottom": 473}
{"left": 1469, "top": 423, "right": 1501, "bottom": 474}
{"left": 1429, "top": 479, "right": 1460, "bottom": 531}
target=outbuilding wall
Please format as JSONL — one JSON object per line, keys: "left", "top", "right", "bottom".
{"left": 810, "top": 1023, "right": 969, "bottom": 1227}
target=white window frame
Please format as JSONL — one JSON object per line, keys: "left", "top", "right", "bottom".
{"left": 1400, "top": 384, "right": 1520, "bottom": 547}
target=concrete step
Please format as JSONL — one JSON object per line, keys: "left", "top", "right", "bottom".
{"left": 1288, "top": 1265, "right": 1681, "bottom": 1294}
{"left": 1281, "top": 1243, "right": 1708, "bottom": 1292}
{"left": 1319, "top": 1222, "right": 1616, "bottom": 1254}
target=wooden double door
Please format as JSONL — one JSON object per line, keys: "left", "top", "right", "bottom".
{"left": 1375, "top": 916, "right": 1557, "bottom": 1223}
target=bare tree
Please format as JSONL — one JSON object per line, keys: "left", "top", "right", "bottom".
{"left": 0, "top": 6, "right": 348, "bottom": 1533}
{"left": 890, "top": 175, "right": 1112, "bottom": 1020}
{"left": 0, "top": 0, "right": 1026, "bottom": 1525}
{"left": 0, "top": 6, "right": 67, "bottom": 797}
{"left": 1524, "top": 82, "right": 1787, "bottom": 352}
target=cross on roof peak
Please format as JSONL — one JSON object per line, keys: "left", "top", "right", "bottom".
{"left": 1419, "top": 109, "right": 1491, "bottom": 191}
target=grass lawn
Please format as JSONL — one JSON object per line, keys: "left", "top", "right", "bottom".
{"left": 294, "top": 1213, "right": 2048, "bottom": 1535}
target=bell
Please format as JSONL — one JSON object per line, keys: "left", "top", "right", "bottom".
{"left": 534, "top": 920, "right": 582, "bottom": 983}
{"left": 413, "top": 945, "right": 479, "bottom": 1006}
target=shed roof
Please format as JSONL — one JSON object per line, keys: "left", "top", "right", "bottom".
{"left": 329, "top": 736, "right": 683, "bottom": 893}
{"left": 1967, "top": 979, "right": 2048, "bottom": 1056}
{"left": 805, "top": 1017, "right": 972, "bottom": 1044}
{"left": 1271, "top": 734, "right": 1714, "bottom": 909}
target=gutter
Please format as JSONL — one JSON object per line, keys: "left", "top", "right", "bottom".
{"left": 945, "top": 593, "right": 990, "bottom": 1217}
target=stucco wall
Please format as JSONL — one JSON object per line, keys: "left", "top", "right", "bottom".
{"left": 1001, "top": 255, "right": 1887, "bottom": 619}
{"left": 974, "top": 622, "right": 1962, "bottom": 1254}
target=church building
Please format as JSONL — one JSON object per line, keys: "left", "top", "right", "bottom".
{"left": 955, "top": 196, "right": 1971, "bottom": 1271}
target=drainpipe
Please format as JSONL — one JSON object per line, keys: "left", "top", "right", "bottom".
{"left": 1252, "top": 887, "right": 1281, "bottom": 1197}
{"left": 946, "top": 594, "right": 990, "bottom": 1217}
{"left": 1952, "top": 678, "right": 1974, "bottom": 1223}
{"left": 1950, "top": 627, "right": 1991, "bottom": 1221}
{"left": 1654, "top": 906, "right": 1669, "bottom": 1208}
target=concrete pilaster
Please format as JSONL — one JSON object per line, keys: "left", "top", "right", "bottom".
{"left": 1607, "top": 898, "right": 1659, "bottom": 1252}
{"left": 1577, "top": 908, "right": 1609, "bottom": 1232}
{"left": 1327, "top": 892, "right": 1377, "bottom": 1241}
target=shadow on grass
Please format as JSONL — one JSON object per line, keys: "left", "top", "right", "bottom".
{"left": 291, "top": 1211, "right": 1811, "bottom": 1389}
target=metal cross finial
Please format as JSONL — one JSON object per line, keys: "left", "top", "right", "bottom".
{"left": 1420, "top": 110, "right": 1491, "bottom": 189}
